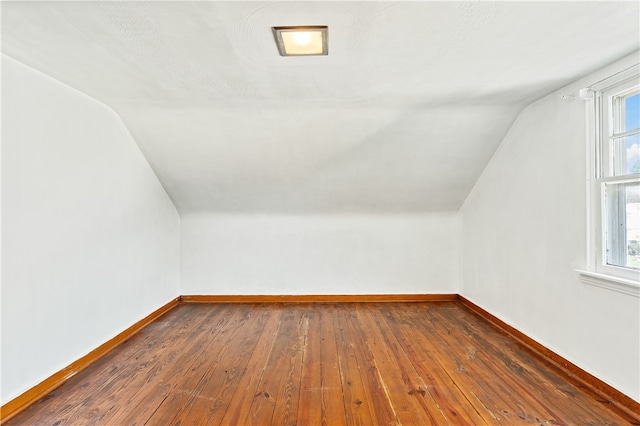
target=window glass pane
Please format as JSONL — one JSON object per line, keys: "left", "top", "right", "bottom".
{"left": 612, "top": 90, "right": 640, "bottom": 135}
{"left": 604, "top": 181, "right": 640, "bottom": 269}
{"left": 625, "top": 93, "right": 640, "bottom": 132}
{"left": 610, "top": 134, "right": 640, "bottom": 175}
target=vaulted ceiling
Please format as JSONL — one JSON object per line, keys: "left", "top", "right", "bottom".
{"left": 3, "top": 1, "right": 639, "bottom": 213}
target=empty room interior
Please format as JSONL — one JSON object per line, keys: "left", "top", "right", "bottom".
{"left": 2, "top": 1, "right": 640, "bottom": 424}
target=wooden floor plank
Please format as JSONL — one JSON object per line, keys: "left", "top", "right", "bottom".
{"left": 372, "top": 304, "right": 483, "bottom": 425}
{"left": 98, "top": 304, "right": 240, "bottom": 425}
{"left": 416, "top": 305, "right": 561, "bottom": 424}
{"left": 332, "top": 305, "right": 377, "bottom": 425}
{"left": 338, "top": 305, "right": 400, "bottom": 425}
{"left": 6, "top": 302, "right": 639, "bottom": 426}
{"left": 431, "top": 306, "right": 577, "bottom": 422}
{"left": 445, "top": 305, "right": 639, "bottom": 424}
{"left": 356, "top": 305, "right": 448, "bottom": 425}
{"left": 389, "top": 304, "right": 487, "bottom": 425}
{"left": 318, "top": 305, "right": 348, "bottom": 426}
{"left": 200, "top": 305, "right": 277, "bottom": 426}
{"left": 296, "top": 307, "right": 322, "bottom": 426}
{"left": 387, "top": 304, "right": 540, "bottom": 424}
{"left": 161, "top": 305, "right": 271, "bottom": 425}
{"left": 15, "top": 304, "right": 217, "bottom": 426}
{"left": 245, "top": 307, "right": 298, "bottom": 424}
{"left": 217, "top": 305, "right": 283, "bottom": 425}
{"left": 269, "top": 306, "right": 308, "bottom": 426}
{"left": 382, "top": 303, "right": 504, "bottom": 425}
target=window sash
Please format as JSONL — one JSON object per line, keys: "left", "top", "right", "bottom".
{"left": 598, "top": 78, "right": 640, "bottom": 178}
{"left": 599, "top": 177, "right": 640, "bottom": 271}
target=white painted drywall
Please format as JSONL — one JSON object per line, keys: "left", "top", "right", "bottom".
{"left": 181, "top": 213, "right": 458, "bottom": 295}
{"left": 459, "top": 51, "right": 640, "bottom": 402}
{"left": 1, "top": 55, "right": 180, "bottom": 403}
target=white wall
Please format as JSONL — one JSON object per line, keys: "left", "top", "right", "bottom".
{"left": 460, "top": 52, "right": 640, "bottom": 402}
{"left": 1, "top": 56, "right": 180, "bottom": 403}
{"left": 181, "top": 213, "right": 458, "bottom": 295}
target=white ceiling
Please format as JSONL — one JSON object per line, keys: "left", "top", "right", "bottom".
{"left": 3, "top": 1, "right": 639, "bottom": 213}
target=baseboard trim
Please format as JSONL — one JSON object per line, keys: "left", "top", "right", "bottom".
{"left": 0, "top": 296, "right": 180, "bottom": 425}
{"left": 457, "top": 295, "right": 640, "bottom": 420}
{"left": 180, "top": 294, "right": 458, "bottom": 303}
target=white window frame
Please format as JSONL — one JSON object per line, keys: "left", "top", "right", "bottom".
{"left": 578, "top": 64, "right": 640, "bottom": 297}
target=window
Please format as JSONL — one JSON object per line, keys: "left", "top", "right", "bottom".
{"left": 580, "top": 64, "right": 640, "bottom": 295}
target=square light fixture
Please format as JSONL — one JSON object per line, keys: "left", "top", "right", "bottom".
{"left": 272, "top": 26, "right": 328, "bottom": 56}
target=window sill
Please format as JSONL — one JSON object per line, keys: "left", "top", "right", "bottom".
{"left": 576, "top": 269, "right": 640, "bottom": 297}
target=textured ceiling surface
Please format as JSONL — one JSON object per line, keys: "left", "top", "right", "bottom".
{"left": 2, "top": 1, "right": 639, "bottom": 213}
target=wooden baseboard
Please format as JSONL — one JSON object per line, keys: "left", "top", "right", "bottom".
{"left": 457, "top": 295, "right": 640, "bottom": 420}
{"left": 0, "top": 297, "right": 180, "bottom": 425}
{"left": 180, "top": 294, "right": 458, "bottom": 303}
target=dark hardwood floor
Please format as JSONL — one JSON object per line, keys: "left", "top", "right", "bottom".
{"left": 7, "top": 302, "right": 640, "bottom": 425}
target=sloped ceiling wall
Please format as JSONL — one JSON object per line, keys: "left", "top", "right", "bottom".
{"left": 2, "top": 1, "right": 639, "bottom": 213}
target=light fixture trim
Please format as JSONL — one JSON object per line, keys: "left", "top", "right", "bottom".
{"left": 272, "top": 26, "right": 328, "bottom": 57}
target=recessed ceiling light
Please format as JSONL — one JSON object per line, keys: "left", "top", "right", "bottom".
{"left": 272, "top": 26, "right": 328, "bottom": 57}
